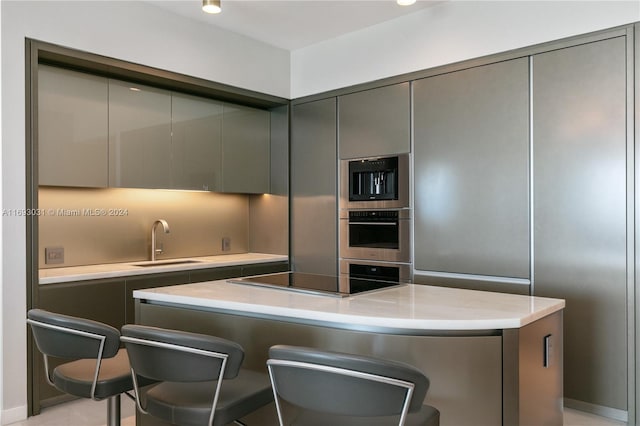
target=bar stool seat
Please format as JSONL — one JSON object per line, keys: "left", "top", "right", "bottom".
{"left": 121, "top": 324, "right": 273, "bottom": 426}
{"left": 52, "top": 348, "right": 133, "bottom": 399}
{"left": 142, "top": 369, "right": 271, "bottom": 425}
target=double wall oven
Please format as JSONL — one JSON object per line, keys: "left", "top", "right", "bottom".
{"left": 339, "top": 154, "right": 412, "bottom": 286}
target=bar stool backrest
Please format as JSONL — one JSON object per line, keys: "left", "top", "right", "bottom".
{"left": 28, "top": 309, "right": 121, "bottom": 360}
{"left": 121, "top": 324, "right": 245, "bottom": 382}
{"left": 267, "top": 345, "right": 430, "bottom": 423}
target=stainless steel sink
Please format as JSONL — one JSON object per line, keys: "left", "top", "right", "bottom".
{"left": 133, "top": 259, "right": 203, "bottom": 267}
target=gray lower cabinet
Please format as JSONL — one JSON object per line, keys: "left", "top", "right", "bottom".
{"left": 338, "top": 83, "right": 410, "bottom": 159}
{"left": 171, "top": 93, "right": 223, "bottom": 191}
{"left": 187, "top": 263, "right": 289, "bottom": 286}
{"left": 188, "top": 265, "right": 243, "bottom": 285}
{"left": 532, "top": 36, "right": 628, "bottom": 412}
{"left": 125, "top": 271, "right": 191, "bottom": 324}
{"left": 413, "top": 57, "right": 530, "bottom": 280}
{"left": 108, "top": 80, "right": 173, "bottom": 189}
{"left": 222, "top": 104, "right": 271, "bottom": 193}
{"left": 38, "top": 65, "right": 109, "bottom": 187}
{"left": 240, "top": 261, "right": 289, "bottom": 277}
{"left": 291, "top": 99, "right": 338, "bottom": 275}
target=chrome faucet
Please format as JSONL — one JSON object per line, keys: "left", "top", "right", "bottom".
{"left": 151, "top": 219, "right": 170, "bottom": 261}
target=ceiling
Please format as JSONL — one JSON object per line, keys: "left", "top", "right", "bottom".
{"left": 146, "top": 0, "right": 441, "bottom": 50}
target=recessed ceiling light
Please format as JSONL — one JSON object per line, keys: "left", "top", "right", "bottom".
{"left": 203, "top": 0, "right": 221, "bottom": 14}
{"left": 397, "top": 0, "right": 417, "bottom": 5}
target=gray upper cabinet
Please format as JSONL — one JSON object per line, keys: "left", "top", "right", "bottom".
{"left": 38, "top": 65, "right": 109, "bottom": 187}
{"left": 413, "top": 58, "right": 530, "bottom": 279}
{"left": 338, "top": 83, "right": 410, "bottom": 159}
{"left": 222, "top": 104, "right": 270, "bottom": 193}
{"left": 39, "top": 68, "right": 272, "bottom": 193}
{"left": 532, "top": 37, "right": 627, "bottom": 412}
{"left": 171, "top": 93, "right": 223, "bottom": 191}
{"left": 109, "top": 80, "right": 172, "bottom": 189}
{"left": 291, "top": 99, "right": 337, "bottom": 275}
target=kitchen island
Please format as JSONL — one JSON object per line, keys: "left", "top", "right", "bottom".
{"left": 134, "top": 277, "right": 565, "bottom": 426}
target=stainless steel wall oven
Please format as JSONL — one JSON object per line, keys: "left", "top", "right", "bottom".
{"left": 339, "top": 209, "right": 411, "bottom": 263}
{"left": 339, "top": 153, "right": 412, "bottom": 283}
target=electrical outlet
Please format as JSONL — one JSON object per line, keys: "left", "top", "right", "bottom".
{"left": 222, "top": 237, "right": 231, "bottom": 252}
{"left": 45, "top": 247, "right": 64, "bottom": 265}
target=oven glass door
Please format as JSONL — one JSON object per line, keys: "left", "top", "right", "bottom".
{"left": 340, "top": 210, "right": 411, "bottom": 262}
{"left": 338, "top": 260, "right": 412, "bottom": 292}
{"left": 350, "top": 263, "right": 400, "bottom": 282}
{"left": 348, "top": 221, "right": 399, "bottom": 250}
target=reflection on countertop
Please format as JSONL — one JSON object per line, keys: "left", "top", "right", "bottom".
{"left": 39, "top": 253, "right": 288, "bottom": 285}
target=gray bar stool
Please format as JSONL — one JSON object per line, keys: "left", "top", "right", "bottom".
{"left": 267, "top": 345, "right": 440, "bottom": 426}
{"left": 27, "top": 309, "right": 135, "bottom": 426}
{"left": 120, "top": 324, "right": 273, "bottom": 426}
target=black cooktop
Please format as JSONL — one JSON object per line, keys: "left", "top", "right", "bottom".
{"left": 227, "top": 272, "right": 402, "bottom": 298}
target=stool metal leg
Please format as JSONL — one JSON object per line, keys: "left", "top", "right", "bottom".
{"left": 107, "top": 394, "right": 121, "bottom": 426}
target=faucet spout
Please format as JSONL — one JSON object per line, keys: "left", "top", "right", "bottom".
{"left": 151, "top": 219, "right": 170, "bottom": 261}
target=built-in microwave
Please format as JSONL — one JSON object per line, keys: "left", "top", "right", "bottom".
{"left": 339, "top": 209, "right": 411, "bottom": 263}
{"left": 340, "top": 154, "right": 409, "bottom": 209}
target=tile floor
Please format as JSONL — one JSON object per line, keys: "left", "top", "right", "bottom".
{"left": 564, "top": 410, "right": 626, "bottom": 426}
{"left": 7, "top": 397, "right": 627, "bottom": 426}
{"left": 8, "top": 398, "right": 135, "bottom": 426}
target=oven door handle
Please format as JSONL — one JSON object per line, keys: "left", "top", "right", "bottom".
{"left": 348, "top": 222, "right": 397, "bottom": 226}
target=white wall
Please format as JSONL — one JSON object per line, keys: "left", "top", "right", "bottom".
{"left": 0, "top": 1, "right": 4, "bottom": 424}
{"left": 0, "top": 1, "right": 289, "bottom": 422}
{"left": 290, "top": 0, "right": 640, "bottom": 98}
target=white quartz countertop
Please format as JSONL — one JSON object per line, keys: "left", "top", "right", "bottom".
{"left": 134, "top": 279, "right": 565, "bottom": 331}
{"left": 39, "top": 253, "right": 288, "bottom": 285}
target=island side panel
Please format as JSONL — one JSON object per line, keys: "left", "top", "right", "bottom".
{"left": 137, "top": 300, "right": 503, "bottom": 426}
{"left": 503, "top": 310, "right": 563, "bottom": 425}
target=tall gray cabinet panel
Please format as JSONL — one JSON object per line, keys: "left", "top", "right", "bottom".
{"left": 38, "top": 65, "right": 108, "bottom": 187}
{"left": 108, "top": 80, "right": 172, "bottom": 188}
{"left": 532, "top": 37, "right": 627, "bottom": 411}
{"left": 291, "top": 99, "right": 337, "bottom": 275}
{"left": 249, "top": 106, "right": 289, "bottom": 256}
{"left": 413, "top": 58, "right": 530, "bottom": 279}
{"left": 269, "top": 105, "right": 289, "bottom": 197}
{"left": 171, "top": 93, "right": 223, "bottom": 191}
{"left": 338, "top": 83, "right": 410, "bottom": 159}
{"left": 222, "top": 104, "right": 270, "bottom": 193}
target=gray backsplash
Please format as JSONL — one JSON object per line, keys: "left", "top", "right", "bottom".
{"left": 38, "top": 187, "right": 262, "bottom": 268}
{"left": 249, "top": 194, "right": 288, "bottom": 256}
